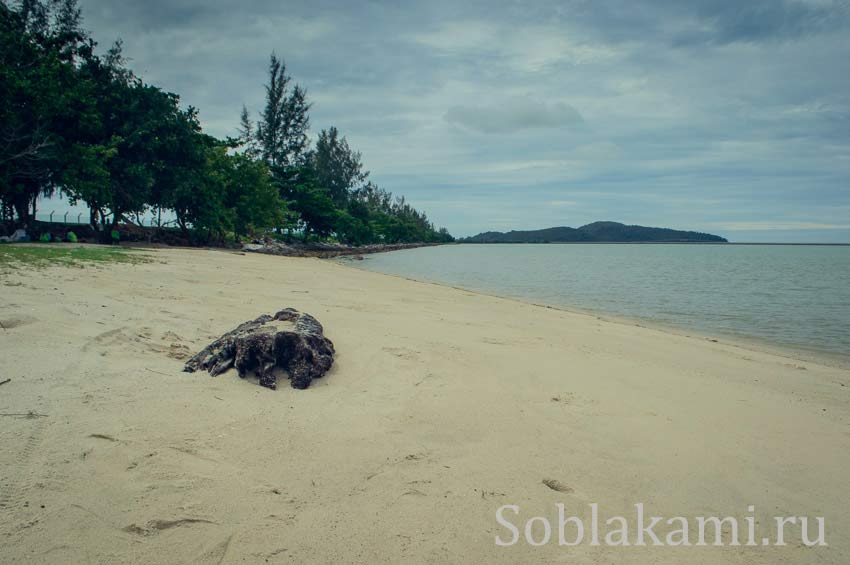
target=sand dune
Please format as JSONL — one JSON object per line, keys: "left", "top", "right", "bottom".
{"left": 1, "top": 247, "right": 848, "bottom": 563}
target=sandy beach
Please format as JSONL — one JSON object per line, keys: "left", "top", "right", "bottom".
{"left": 1, "top": 246, "right": 849, "bottom": 564}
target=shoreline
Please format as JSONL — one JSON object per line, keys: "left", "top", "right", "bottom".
{"left": 336, "top": 253, "right": 850, "bottom": 372}
{"left": 241, "top": 240, "right": 447, "bottom": 259}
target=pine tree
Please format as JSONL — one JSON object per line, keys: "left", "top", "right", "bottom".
{"left": 281, "top": 84, "right": 310, "bottom": 164}
{"left": 312, "top": 127, "right": 368, "bottom": 206}
{"left": 256, "top": 53, "right": 311, "bottom": 169}
{"left": 51, "top": 0, "right": 84, "bottom": 59}
{"left": 237, "top": 104, "right": 258, "bottom": 157}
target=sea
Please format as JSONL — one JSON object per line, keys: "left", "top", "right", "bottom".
{"left": 344, "top": 244, "right": 850, "bottom": 362}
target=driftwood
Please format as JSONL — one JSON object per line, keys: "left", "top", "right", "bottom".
{"left": 184, "top": 308, "right": 334, "bottom": 389}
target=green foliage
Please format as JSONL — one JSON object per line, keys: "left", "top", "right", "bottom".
{"left": 311, "top": 127, "right": 368, "bottom": 207}
{"left": 0, "top": 243, "right": 148, "bottom": 268}
{"left": 459, "top": 222, "right": 727, "bottom": 243}
{"left": 255, "top": 54, "right": 310, "bottom": 169}
{"left": 168, "top": 136, "right": 229, "bottom": 238}
{"left": 277, "top": 165, "right": 338, "bottom": 240}
{"left": 167, "top": 142, "right": 287, "bottom": 243}
{"left": 224, "top": 152, "right": 284, "bottom": 238}
{"left": 0, "top": 1, "right": 451, "bottom": 245}
{"left": 0, "top": 0, "right": 83, "bottom": 223}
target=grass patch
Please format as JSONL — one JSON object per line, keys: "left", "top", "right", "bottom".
{"left": 0, "top": 244, "right": 150, "bottom": 269}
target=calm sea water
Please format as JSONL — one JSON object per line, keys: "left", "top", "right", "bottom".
{"left": 347, "top": 244, "right": 850, "bottom": 360}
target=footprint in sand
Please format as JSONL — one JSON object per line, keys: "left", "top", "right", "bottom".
{"left": 86, "top": 327, "right": 189, "bottom": 358}
{"left": 383, "top": 346, "right": 420, "bottom": 360}
{"left": 123, "top": 518, "right": 216, "bottom": 536}
{"left": 0, "top": 415, "right": 47, "bottom": 510}
{"left": 167, "top": 343, "right": 191, "bottom": 360}
{"left": 0, "top": 316, "right": 35, "bottom": 330}
{"left": 85, "top": 327, "right": 128, "bottom": 351}
{"left": 550, "top": 393, "right": 576, "bottom": 405}
{"left": 542, "top": 479, "right": 574, "bottom": 493}
{"left": 198, "top": 534, "right": 233, "bottom": 563}
{"left": 162, "top": 330, "right": 183, "bottom": 342}
{"left": 401, "top": 488, "right": 428, "bottom": 497}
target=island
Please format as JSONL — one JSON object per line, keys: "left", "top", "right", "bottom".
{"left": 459, "top": 221, "right": 728, "bottom": 243}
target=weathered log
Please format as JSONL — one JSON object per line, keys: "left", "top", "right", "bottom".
{"left": 183, "top": 308, "right": 334, "bottom": 389}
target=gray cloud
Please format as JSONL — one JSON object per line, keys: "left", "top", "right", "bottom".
{"left": 56, "top": 0, "right": 850, "bottom": 241}
{"left": 684, "top": 0, "right": 846, "bottom": 44}
{"left": 551, "top": 0, "right": 850, "bottom": 46}
{"left": 444, "top": 99, "right": 584, "bottom": 134}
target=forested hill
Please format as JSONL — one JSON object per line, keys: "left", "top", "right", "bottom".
{"left": 460, "top": 222, "right": 728, "bottom": 243}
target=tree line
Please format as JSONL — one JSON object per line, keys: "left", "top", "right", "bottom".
{"left": 0, "top": 0, "right": 453, "bottom": 244}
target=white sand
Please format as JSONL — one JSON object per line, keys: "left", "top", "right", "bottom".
{"left": 1, "top": 246, "right": 848, "bottom": 564}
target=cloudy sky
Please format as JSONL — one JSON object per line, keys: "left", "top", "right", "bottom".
{"left": 65, "top": 0, "right": 850, "bottom": 241}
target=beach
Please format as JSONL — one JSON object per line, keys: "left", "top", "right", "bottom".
{"left": 1, "top": 246, "right": 849, "bottom": 563}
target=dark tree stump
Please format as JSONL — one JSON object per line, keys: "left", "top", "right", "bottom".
{"left": 183, "top": 308, "right": 334, "bottom": 389}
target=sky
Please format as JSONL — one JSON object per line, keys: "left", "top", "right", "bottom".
{"left": 45, "top": 0, "right": 850, "bottom": 242}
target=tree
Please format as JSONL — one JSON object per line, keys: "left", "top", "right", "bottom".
{"left": 17, "top": 0, "right": 48, "bottom": 36}
{"left": 224, "top": 153, "right": 284, "bottom": 237}
{"left": 311, "top": 127, "right": 368, "bottom": 206}
{"left": 1, "top": 0, "right": 65, "bottom": 225}
{"left": 51, "top": 0, "right": 84, "bottom": 60}
{"left": 280, "top": 83, "right": 310, "bottom": 164}
{"left": 60, "top": 42, "right": 179, "bottom": 228}
{"left": 278, "top": 165, "right": 337, "bottom": 240}
{"left": 237, "top": 104, "right": 258, "bottom": 158}
{"left": 146, "top": 105, "right": 207, "bottom": 227}
{"left": 256, "top": 53, "right": 310, "bottom": 169}
{"left": 169, "top": 138, "right": 230, "bottom": 240}
{"left": 2, "top": 0, "right": 451, "bottom": 245}
{"left": 239, "top": 54, "right": 452, "bottom": 245}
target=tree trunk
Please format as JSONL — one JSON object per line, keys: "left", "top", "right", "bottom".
{"left": 13, "top": 198, "right": 29, "bottom": 228}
